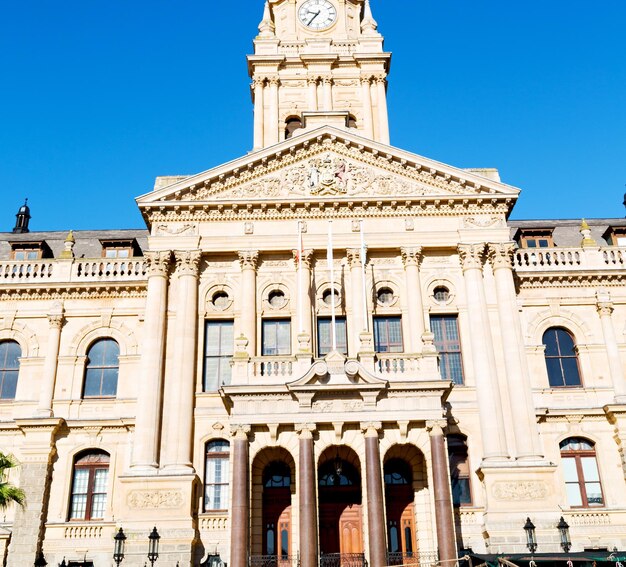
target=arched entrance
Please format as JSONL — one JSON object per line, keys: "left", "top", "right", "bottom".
{"left": 318, "top": 446, "right": 364, "bottom": 562}
{"left": 251, "top": 448, "right": 296, "bottom": 566}
{"left": 384, "top": 445, "right": 424, "bottom": 565}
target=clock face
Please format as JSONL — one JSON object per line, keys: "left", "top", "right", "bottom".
{"left": 299, "top": 0, "right": 337, "bottom": 30}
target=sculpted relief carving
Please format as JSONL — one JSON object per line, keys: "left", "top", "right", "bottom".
{"left": 128, "top": 489, "right": 184, "bottom": 509}
{"left": 492, "top": 481, "right": 549, "bottom": 501}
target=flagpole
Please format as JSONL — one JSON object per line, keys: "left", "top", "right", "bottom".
{"left": 297, "top": 220, "right": 304, "bottom": 334}
{"left": 327, "top": 220, "right": 337, "bottom": 351}
{"left": 360, "top": 219, "right": 369, "bottom": 332}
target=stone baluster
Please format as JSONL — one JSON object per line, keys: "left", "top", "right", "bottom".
{"left": 230, "top": 425, "right": 251, "bottom": 567}
{"left": 36, "top": 307, "right": 64, "bottom": 418}
{"left": 268, "top": 77, "right": 280, "bottom": 146}
{"left": 597, "top": 292, "right": 626, "bottom": 402}
{"left": 361, "top": 77, "right": 374, "bottom": 138}
{"left": 307, "top": 77, "right": 318, "bottom": 111}
{"left": 296, "top": 424, "right": 318, "bottom": 567}
{"left": 458, "top": 244, "right": 509, "bottom": 460}
{"left": 347, "top": 249, "right": 366, "bottom": 356}
{"left": 363, "top": 422, "right": 386, "bottom": 567}
{"left": 488, "top": 243, "right": 543, "bottom": 459}
{"left": 375, "top": 75, "right": 390, "bottom": 145}
{"left": 161, "top": 250, "right": 201, "bottom": 473}
{"left": 401, "top": 247, "right": 426, "bottom": 353}
{"left": 427, "top": 421, "right": 457, "bottom": 564}
{"left": 239, "top": 251, "right": 259, "bottom": 356}
{"left": 253, "top": 78, "right": 265, "bottom": 150}
{"left": 131, "top": 251, "right": 171, "bottom": 471}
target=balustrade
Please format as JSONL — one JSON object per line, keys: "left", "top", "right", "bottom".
{"left": 513, "top": 246, "right": 626, "bottom": 272}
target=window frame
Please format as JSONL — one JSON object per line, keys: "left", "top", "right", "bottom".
{"left": 560, "top": 438, "right": 605, "bottom": 509}
{"left": 83, "top": 338, "right": 120, "bottom": 399}
{"left": 543, "top": 327, "right": 583, "bottom": 388}
{"left": 430, "top": 314, "right": 465, "bottom": 385}
{"left": 262, "top": 319, "right": 292, "bottom": 356}
{"left": 519, "top": 229, "right": 554, "bottom": 249}
{"left": 0, "top": 340, "right": 21, "bottom": 400}
{"left": 203, "top": 320, "right": 235, "bottom": 391}
{"left": 204, "top": 440, "right": 230, "bottom": 512}
{"left": 99, "top": 239, "right": 138, "bottom": 259}
{"left": 9, "top": 241, "right": 49, "bottom": 260}
{"left": 317, "top": 316, "right": 348, "bottom": 357}
{"left": 69, "top": 451, "right": 110, "bottom": 521}
{"left": 373, "top": 316, "right": 404, "bottom": 353}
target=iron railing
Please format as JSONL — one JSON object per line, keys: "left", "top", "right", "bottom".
{"left": 249, "top": 555, "right": 300, "bottom": 567}
{"left": 319, "top": 553, "right": 367, "bottom": 567}
{"left": 386, "top": 552, "right": 420, "bottom": 566}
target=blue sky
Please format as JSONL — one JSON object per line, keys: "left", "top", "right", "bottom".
{"left": 1, "top": 1, "right": 625, "bottom": 231}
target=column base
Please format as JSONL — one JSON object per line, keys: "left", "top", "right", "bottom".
{"left": 128, "top": 462, "right": 159, "bottom": 475}
{"left": 159, "top": 463, "right": 196, "bottom": 475}
{"left": 34, "top": 408, "right": 53, "bottom": 418}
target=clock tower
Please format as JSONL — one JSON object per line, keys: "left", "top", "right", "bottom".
{"left": 248, "top": 0, "right": 391, "bottom": 150}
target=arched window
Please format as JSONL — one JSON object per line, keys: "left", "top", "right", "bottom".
{"left": 285, "top": 117, "right": 303, "bottom": 140}
{"left": 205, "top": 440, "right": 230, "bottom": 511}
{"left": 384, "top": 458, "right": 412, "bottom": 486}
{"left": 0, "top": 341, "right": 21, "bottom": 400}
{"left": 543, "top": 327, "right": 582, "bottom": 387}
{"left": 318, "top": 459, "right": 359, "bottom": 487}
{"left": 83, "top": 338, "right": 120, "bottom": 398}
{"left": 264, "top": 461, "right": 292, "bottom": 488}
{"left": 560, "top": 437, "right": 604, "bottom": 508}
{"left": 447, "top": 435, "right": 472, "bottom": 507}
{"left": 69, "top": 450, "right": 110, "bottom": 521}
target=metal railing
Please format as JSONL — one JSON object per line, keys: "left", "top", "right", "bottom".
{"left": 249, "top": 555, "right": 300, "bottom": 567}
{"left": 386, "top": 552, "right": 420, "bottom": 566}
{"left": 319, "top": 553, "right": 367, "bottom": 567}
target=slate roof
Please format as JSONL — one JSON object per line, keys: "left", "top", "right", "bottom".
{"left": 509, "top": 218, "right": 626, "bottom": 247}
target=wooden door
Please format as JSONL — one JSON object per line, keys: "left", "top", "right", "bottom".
{"left": 339, "top": 504, "right": 363, "bottom": 553}
{"left": 386, "top": 484, "right": 417, "bottom": 557}
{"left": 263, "top": 487, "right": 292, "bottom": 556}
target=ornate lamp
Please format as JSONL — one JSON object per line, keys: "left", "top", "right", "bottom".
{"left": 148, "top": 527, "right": 160, "bottom": 566}
{"left": 524, "top": 518, "right": 537, "bottom": 553}
{"left": 113, "top": 527, "right": 127, "bottom": 566}
{"left": 557, "top": 517, "right": 571, "bottom": 553}
{"left": 34, "top": 552, "right": 47, "bottom": 567}
{"left": 59, "top": 560, "right": 67, "bottom": 567}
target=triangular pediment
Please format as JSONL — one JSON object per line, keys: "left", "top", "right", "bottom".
{"left": 137, "top": 126, "right": 520, "bottom": 210}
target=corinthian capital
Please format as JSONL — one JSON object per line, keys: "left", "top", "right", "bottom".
{"left": 145, "top": 250, "right": 172, "bottom": 277}
{"left": 293, "top": 249, "right": 314, "bottom": 269}
{"left": 48, "top": 315, "right": 65, "bottom": 329}
{"left": 346, "top": 249, "right": 364, "bottom": 268}
{"left": 401, "top": 247, "right": 423, "bottom": 268}
{"left": 238, "top": 250, "right": 259, "bottom": 271}
{"left": 488, "top": 242, "right": 516, "bottom": 271}
{"left": 458, "top": 243, "right": 486, "bottom": 271}
{"left": 597, "top": 302, "right": 614, "bottom": 317}
{"left": 174, "top": 250, "right": 202, "bottom": 277}
{"left": 230, "top": 424, "right": 252, "bottom": 440}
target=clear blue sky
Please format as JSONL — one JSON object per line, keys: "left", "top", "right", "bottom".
{"left": 1, "top": 1, "right": 625, "bottom": 231}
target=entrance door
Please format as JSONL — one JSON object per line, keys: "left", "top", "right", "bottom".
{"left": 263, "top": 488, "right": 292, "bottom": 557}
{"left": 385, "top": 459, "right": 418, "bottom": 564}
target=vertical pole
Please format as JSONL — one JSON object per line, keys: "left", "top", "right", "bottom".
{"left": 298, "top": 221, "right": 304, "bottom": 334}
{"left": 328, "top": 221, "right": 337, "bottom": 351}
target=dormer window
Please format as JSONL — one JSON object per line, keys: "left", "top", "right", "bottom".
{"left": 604, "top": 227, "right": 626, "bottom": 247}
{"left": 10, "top": 241, "right": 51, "bottom": 260}
{"left": 100, "top": 240, "right": 138, "bottom": 259}
{"left": 518, "top": 229, "right": 554, "bottom": 249}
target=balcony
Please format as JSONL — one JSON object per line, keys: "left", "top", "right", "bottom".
{"left": 513, "top": 246, "right": 626, "bottom": 273}
{"left": 250, "top": 555, "right": 300, "bottom": 567}
{"left": 319, "top": 554, "right": 367, "bottom": 567}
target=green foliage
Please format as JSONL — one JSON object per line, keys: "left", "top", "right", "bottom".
{"left": 0, "top": 452, "right": 25, "bottom": 510}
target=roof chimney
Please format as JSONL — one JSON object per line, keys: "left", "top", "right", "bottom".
{"left": 13, "top": 199, "right": 31, "bottom": 234}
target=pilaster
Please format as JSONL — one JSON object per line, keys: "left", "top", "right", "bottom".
{"left": 401, "top": 246, "right": 425, "bottom": 352}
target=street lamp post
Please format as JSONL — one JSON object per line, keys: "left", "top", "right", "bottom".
{"left": 557, "top": 517, "right": 571, "bottom": 553}
{"left": 524, "top": 517, "right": 538, "bottom": 553}
{"left": 114, "top": 527, "right": 127, "bottom": 566}
{"left": 148, "top": 527, "right": 160, "bottom": 566}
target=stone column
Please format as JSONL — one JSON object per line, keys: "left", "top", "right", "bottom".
{"left": 161, "top": 250, "right": 201, "bottom": 473}
{"left": 322, "top": 75, "right": 333, "bottom": 111}
{"left": 401, "top": 247, "right": 426, "bottom": 353}
{"left": 294, "top": 249, "right": 314, "bottom": 350}
{"left": 347, "top": 249, "right": 366, "bottom": 356}
{"left": 253, "top": 78, "right": 265, "bottom": 150}
{"left": 597, "top": 295, "right": 626, "bottom": 402}
{"left": 268, "top": 77, "right": 280, "bottom": 146}
{"left": 488, "top": 243, "right": 543, "bottom": 459}
{"left": 230, "top": 425, "right": 251, "bottom": 567}
{"left": 458, "top": 244, "right": 509, "bottom": 460}
{"left": 363, "top": 422, "right": 386, "bottom": 567}
{"left": 361, "top": 77, "right": 374, "bottom": 138}
{"left": 427, "top": 421, "right": 457, "bottom": 564}
{"left": 239, "top": 251, "right": 259, "bottom": 356}
{"left": 307, "top": 77, "right": 318, "bottom": 111}
{"left": 296, "top": 424, "right": 318, "bottom": 567}
{"left": 375, "top": 75, "right": 390, "bottom": 145}
{"left": 36, "top": 309, "right": 64, "bottom": 418}
{"left": 131, "top": 251, "right": 171, "bottom": 471}
{"left": 7, "top": 419, "right": 62, "bottom": 566}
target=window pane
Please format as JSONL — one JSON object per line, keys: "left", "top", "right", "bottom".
{"left": 581, "top": 457, "right": 600, "bottom": 482}
{"left": 561, "top": 457, "right": 579, "bottom": 483}
{"left": 91, "top": 493, "right": 107, "bottom": 518}
{"left": 546, "top": 358, "right": 565, "bottom": 387}
{"left": 72, "top": 469, "right": 89, "bottom": 495}
{"left": 2, "top": 342, "right": 21, "bottom": 369}
{"left": 83, "top": 369, "right": 101, "bottom": 397}
{"left": 318, "top": 318, "right": 347, "bottom": 356}
{"left": 88, "top": 340, "right": 106, "bottom": 364}
{"left": 281, "top": 528, "right": 289, "bottom": 556}
{"left": 70, "top": 494, "right": 87, "bottom": 520}
{"left": 585, "top": 482, "right": 604, "bottom": 506}
{"left": 543, "top": 330, "right": 559, "bottom": 357}
{"left": 565, "top": 483, "right": 583, "bottom": 506}
{"left": 102, "top": 341, "right": 120, "bottom": 366}
{"left": 556, "top": 329, "right": 576, "bottom": 355}
{"left": 93, "top": 468, "right": 108, "bottom": 492}
{"left": 562, "top": 358, "right": 581, "bottom": 386}
{"left": 101, "top": 368, "right": 118, "bottom": 396}
{"left": 276, "top": 321, "right": 291, "bottom": 354}
{"left": 0, "top": 371, "right": 18, "bottom": 399}
{"left": 204, "top": 358, "right": 220, "bottom": 391}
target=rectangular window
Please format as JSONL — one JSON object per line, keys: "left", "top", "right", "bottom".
{"left": 430, "top": 315, "right": 464, "bottom": 385}
{"left": 317, "top": 317, "right": 348, "bottom": 356}
{"left": 262, "top": 320, "right": 291, "bottom": 356}
{"left": 203, "top": 321, "right": 234, "bottom": 391}
{"left": 519, "top": 230, "right": 554, "bottom": 249}
{"left": 100, "top": 239, "right": 136, "bottom": 258}
{"left": 373, "top": 317, "right": 403, "bottom": 353}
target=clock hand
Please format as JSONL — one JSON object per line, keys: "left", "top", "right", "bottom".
{"left": 308, "top": 10, "right": 321, "bottom": 25}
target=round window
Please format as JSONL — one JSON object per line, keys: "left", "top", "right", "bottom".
{"left": 322, "top": 289, "right": 339, "bottom": 307}
{"left": 268, "top": 290, "right": 286, "bottom": 309}
{"left": 212, "top": 291, "right": 230, "bottom": 310}
{"left": 377, "top": 287, "right": 394, "bottom": 306}
{"left": 433, "top": 286, "right": 450, "bottom": 303}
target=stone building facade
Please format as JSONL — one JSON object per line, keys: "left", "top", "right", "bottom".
{"left": 1, "top": 1, "right": 626, "bottom": 566}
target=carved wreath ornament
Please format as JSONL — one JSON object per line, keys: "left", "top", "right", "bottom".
{"left": 128, "top": 489, "right": 184, "bottom": 509}
{"left": 492, "top": 481, "right": 549, "bottom": 501}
